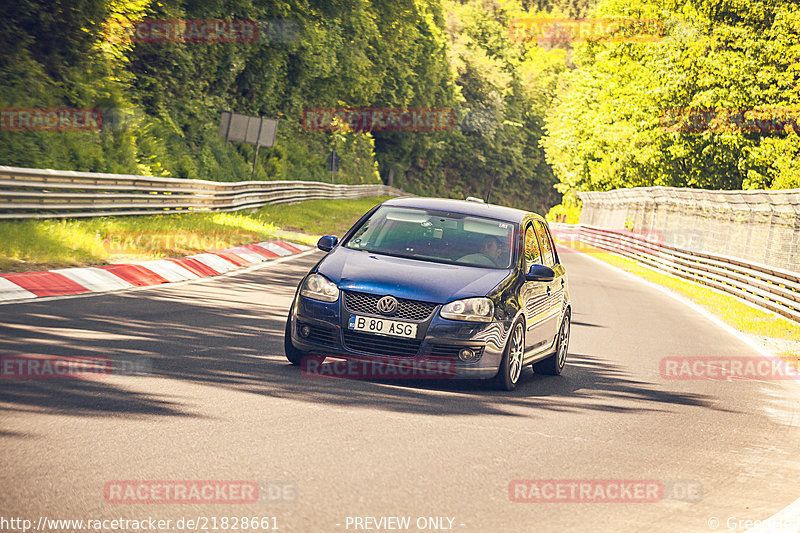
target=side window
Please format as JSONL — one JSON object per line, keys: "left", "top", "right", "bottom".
{"left": 534, "top": 220, "right": 555, "bottom": 267}
{"left": 524, "top": 224, "right": 543, "bottom": 271}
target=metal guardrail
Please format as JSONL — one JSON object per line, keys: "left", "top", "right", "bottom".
{"left": 550, "top": 222, "right": 800, "bottom": 323}
{"left": 0, "top": 166, "right": 402, "bottom": 219}
{"left": 577, "top": 186, "right": 800, "bottom": 274}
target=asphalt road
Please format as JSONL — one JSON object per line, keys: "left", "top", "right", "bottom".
{"left": 2, "top": 249, "right": 800, "bottom": 533}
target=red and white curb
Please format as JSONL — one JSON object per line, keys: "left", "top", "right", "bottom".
{"left": 0, "top": 240, "right": 311, "bottom": 303}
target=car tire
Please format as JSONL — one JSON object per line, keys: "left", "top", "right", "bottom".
{"left": 493, "top": 319, "right": 525, "bottom": 391}
{"left": 284, "top": 313, "right": 306, "bottom": 365}
{"left": 533, "top": 311, "right": 570, "bottom": 376}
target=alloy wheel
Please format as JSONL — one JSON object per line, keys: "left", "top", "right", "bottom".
{"left": 509, "top": 322, "right": 524, "bottom": 383}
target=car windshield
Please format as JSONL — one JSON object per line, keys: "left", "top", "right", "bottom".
{"left": 344, "top": 206, "right": 516, "bottom": 269}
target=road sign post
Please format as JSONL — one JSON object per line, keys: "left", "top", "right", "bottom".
{"left": 219, "top": 111, "right": 279, "bottom": 180}
{"left": 326, "top": 150, "right": 341, "bottom": 183}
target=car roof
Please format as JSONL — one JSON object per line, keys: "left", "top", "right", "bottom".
{"left": 381, "top": 197, "right": 539, "bottom": 224}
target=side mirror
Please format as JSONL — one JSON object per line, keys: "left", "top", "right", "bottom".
{"left": 317, "top": 235, "right": 338, "bottom": 252}
{"left": 525, "top": 264, "right": 555, "bottom": 282}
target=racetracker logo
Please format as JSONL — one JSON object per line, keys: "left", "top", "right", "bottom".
{"left": 660, "top": 107, "right": 800, "bottom": 134}
{"left": 300, "top": 357, "right": 456, "bottom": 380}
{"left": 550, "top": 227, "right": 664, "bottom": 254}
{"left": 0, "top": 355, "right": 150, "bottom": 379}
{"left": 99, "top": 230, "right": 260, "bottom": 254}
{"left": 549, "top": 227, "right": 706, "bottom": 256}
{"left": 660, "top": 356, "right": 800, "bottom": 380}
{"left": 104, "top": 481, "right": 259, "bottom": 504}
{"left": 105, "top": 19, "right": 259, "bottom": 44}
{"left": 509, "top": 479, "right": 702, "bottom": 503}
{"left": 509, "top": 17, "right": 665, "bottom": 44}
{"left": 301, "top": 108, "right": 457, "bottom": 132}
{"left": 1, "top": 108, "right": 102, "bottom": 132}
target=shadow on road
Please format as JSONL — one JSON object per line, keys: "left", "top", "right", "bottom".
{"left": 0, "top": 256, "right": 728, "bottom": 421}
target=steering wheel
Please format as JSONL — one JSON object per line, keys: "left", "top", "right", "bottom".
{"left": 457, "top": 253, "right": 497, "bottom": 267}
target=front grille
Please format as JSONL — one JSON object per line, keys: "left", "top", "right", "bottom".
{"left": 429, "top": 344, "right": 485, "bottom": 358}
{"left": 344, "top": 291, "right": 438, "bottom": 321}
{"left": 342, "top": 330, "right": 422, "bottom": 357}
{"left": 299, "top": 323, "right": 338, "bottom": 346}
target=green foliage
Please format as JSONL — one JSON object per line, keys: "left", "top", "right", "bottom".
{"left": 2, "top": 0, "right": 796, "bottom": 222}
{"left": 0, "top": 0, "right": 568, "bottom": 214}
{"left": 542, "top": 0, "right": 800, "bottom": 195}
{"left": 546, "top": 201, "right": 582, "bottom": 223}
{"left": 388, "top": 0, "right": 568, "bottom": 215}
{"left": 0, "top": 0, "right": 389, "bottom": 185}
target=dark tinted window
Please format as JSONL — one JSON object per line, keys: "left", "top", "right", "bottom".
{"left": 524, "top": 224, "right": 543, "bottom": 270}
{"left": 344, "top": 206, "right": 516, "bottom": 268}
{"left": 534, "top": 220, "right": 555, "bottom": 267}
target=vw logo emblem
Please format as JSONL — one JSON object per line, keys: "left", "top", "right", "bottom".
{"left": 376, "top": 295, "right": 398, "bottom": 316}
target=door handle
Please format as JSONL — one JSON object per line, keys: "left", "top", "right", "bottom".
{"left": 561, "top": 279, "right": 565, "bottom": 287}
{"left": 546, "top": 286, "right": 551, "bottom": 294}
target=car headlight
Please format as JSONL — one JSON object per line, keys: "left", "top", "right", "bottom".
{"left": 440, "top": 297, "right": 494, "bottom": 322}
{"left": 300, "top": 273, "right": 340, "bottom": 302}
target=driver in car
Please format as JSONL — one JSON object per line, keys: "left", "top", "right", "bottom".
{"left": 480, "top": 236, "right": 505, "bottom": 266}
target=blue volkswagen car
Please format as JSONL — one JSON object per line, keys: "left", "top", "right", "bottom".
{"left": 284, "top": 197, "right": 570, "bottom": 390}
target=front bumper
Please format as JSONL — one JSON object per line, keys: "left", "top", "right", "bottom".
{"left": 290, "top": 294, "right": 510, "bottom": 379}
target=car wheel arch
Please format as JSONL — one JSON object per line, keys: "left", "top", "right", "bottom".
{"left": 506, "top": 308, "right": 527, "bottom": 342}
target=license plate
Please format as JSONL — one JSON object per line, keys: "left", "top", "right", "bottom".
{"left": 348, "top": 315, "right": 417, "bottom": 338}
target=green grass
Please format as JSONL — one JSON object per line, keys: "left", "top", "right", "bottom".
{"left": 554, "top": 238, "right": 800, "bottom": 360}
{"left": 0, "top": 196, "right": 393, "bottom": 272}
{"left": 546, "top": 203, "right": 582, "bottom": 224}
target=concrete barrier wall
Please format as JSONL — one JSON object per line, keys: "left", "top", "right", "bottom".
{"left": 578, "top": 187, "right": 800, "bottom": 273}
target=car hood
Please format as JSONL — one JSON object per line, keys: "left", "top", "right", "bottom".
{"left": 316, "top": 247, "right": 511, "bottom": 303}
